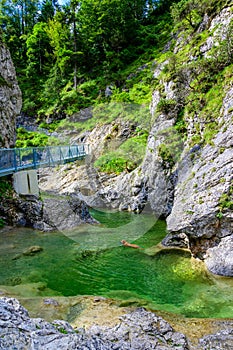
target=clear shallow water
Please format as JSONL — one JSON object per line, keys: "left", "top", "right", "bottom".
{"left": 0, "top": 209, "right": 232, "bottom": 318}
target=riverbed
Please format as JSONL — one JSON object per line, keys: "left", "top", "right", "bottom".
{"left": 0, "top": 209, "right": 232, "bottom": 319}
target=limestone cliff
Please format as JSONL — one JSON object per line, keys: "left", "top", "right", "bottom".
{"left": 37, "top": 4, "right": 233, "bottom": 277}
{"left": 0, "top": 40, "right": 22, "bottom": 148}
{"left": 95, "top": 4, "right": 233, "bottom": 276}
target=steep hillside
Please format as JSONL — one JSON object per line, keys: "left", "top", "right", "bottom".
{"left": 99, "top": 3, "right": 233, "bottom": 276}
{"left": 39, "top": 1, "right": 233, "bottom": 277}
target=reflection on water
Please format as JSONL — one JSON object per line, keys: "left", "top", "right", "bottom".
{"left": 0, "top": 209, "right": 232, "bottom": 318}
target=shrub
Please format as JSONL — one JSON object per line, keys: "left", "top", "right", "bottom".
{"left": 94, "top": 131, "right": 148, "bottom": 174}
{"left": 0, "top": 179, "right": 13, "bottom": 199}
{"left": 157, "top": 98, "right": 177, "bottom": 114}
{"left": 16, "top": 127, "right": 59, "bottom": 148}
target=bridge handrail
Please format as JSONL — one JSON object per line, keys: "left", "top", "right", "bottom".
{"left": 0, "top": 144, "right": 88, "bottom": 177}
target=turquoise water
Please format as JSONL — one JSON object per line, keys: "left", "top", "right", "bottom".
{"left": 0, "top": 209, "right": 232, "bottom": 318}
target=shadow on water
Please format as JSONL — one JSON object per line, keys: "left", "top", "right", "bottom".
{"left": 0, "top": 209, "right": 232, "bottom": 318}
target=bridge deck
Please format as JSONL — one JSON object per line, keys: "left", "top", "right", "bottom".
{"left": 0, "top": 144, "right": 88, "bottom": 177}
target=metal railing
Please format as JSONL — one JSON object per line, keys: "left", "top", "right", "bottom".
{"left": 0, "top": 144, "right": 88, "bottom": 177}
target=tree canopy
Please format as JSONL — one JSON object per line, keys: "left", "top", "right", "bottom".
{"left": 0, "top": 0, "right": 181, "bottom": 118}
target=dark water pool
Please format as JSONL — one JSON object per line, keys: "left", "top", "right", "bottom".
{"left": 0, "top": 209, "right": 232, "bottom": 318}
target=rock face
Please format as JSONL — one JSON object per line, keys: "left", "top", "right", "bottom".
{"left": 0, "top": 297, "right": 189, "bottom": 350}
{"left": 199, "top": 328, "right": 233, "bottom": 350}
{"left": 93, "top": 5, "right": 233, "bottom": 276}
{"left": 204, "top": 235, "right": 233, "bottom": 277}
{"left": 0, "top": 41, "right": 22, "bottom": 148}
{"left": 0, "top": 193, "right": 96, "bottom": 231}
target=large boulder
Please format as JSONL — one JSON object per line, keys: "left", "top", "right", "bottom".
{"left": 0, "top": 193, "right": 96, "bottom": 231}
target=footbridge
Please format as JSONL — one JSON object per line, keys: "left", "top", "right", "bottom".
{"left": 0, "top": 144, "right": 88, "bottom": 195}
{"left": 0, "top": 144, "right": 88, "bottom": 177}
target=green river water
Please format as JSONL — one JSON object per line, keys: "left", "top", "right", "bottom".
{"left": 0, "top": 209, "right": 232, "bottom": 318}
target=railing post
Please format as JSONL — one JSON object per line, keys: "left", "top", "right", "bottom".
{"left": 32, "top": 148, "right": 37, "bottom": 168}
{"left": 13, "top": 149, "right": 17, "bottom": 172}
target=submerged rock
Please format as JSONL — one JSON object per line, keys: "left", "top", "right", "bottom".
{"left": 23, "top": 246, "right": 43, "bottom": 256}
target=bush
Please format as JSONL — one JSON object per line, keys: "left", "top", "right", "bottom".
{"left": 94, "top": 131, "right": 148, "bottom": 174}
{"left": 16, "top": 127, "right": 59, "bottom": 148}
{"left": 157, "top": 98, "right": 177, "bottom": 114}
{"left": 0, "top": 179, "right": 12, "bottom": 199}
{"left": 94, "top": 152, "right": 131, "bottom": 174}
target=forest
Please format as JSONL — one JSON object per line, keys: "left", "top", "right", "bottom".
{"left": 0, "top": 0, "right": 212, "bottom": 119}
{"left": 1, "top": 0, "right": 232, "bottom": 157}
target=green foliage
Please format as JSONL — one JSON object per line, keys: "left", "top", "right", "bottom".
{"left": 170, "top": 0, "right": 229, "bottom": 32}
{"left": 94, "top": 131, "right": 148, "bottom": 174}
{"left": 157, "top": 126, "right": 184, "bottom": 166}
{"left": 94, "top": 153, "right": 132, "bottom": 174}
{"left": 1, "top": 0, "right": 176, "bottom": 118}
{"left": 158, "top": 143, "right": 175, "bottom": 165}
{"left": 56, "top": 102, "right": 151, "bottom": 136}
{"left": 219, "top": 186, "right": 233, "bottom": 212}
{"left": 0, "top": 179, "right": 13, "bottom": 199}
{"left": 157, "top": 98, "right": 177, "bottom": 114}
{"left": 0, "top": 218, "right": 5, "bottom": 228}
{"left": 16, "top": 127, "right": 59, "bottom": 148}
{"left": 26, "top": 21, "right": 52, "bottom": 77}
{"left": 39, "top": 121, "right": 60, "bottom": 132}
{"left": 171, "top": 0, "right": 203, "bottom": 31}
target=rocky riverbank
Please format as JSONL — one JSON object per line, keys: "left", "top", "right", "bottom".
{"left": 0, "top": 192, "right": 96, "bottom": 231}
{"left": 0, "top": 297, "right": 233, "bottom": 350}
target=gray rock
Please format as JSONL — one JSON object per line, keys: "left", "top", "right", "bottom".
{"left": 0, "top": 42, "right": 22, "bottom": 148}
{"left": 0, "top": 298, "right": 189, "bottom": 350}
{"left": 162, "top": 233, "right": 190, "bottom": 249}
{"left": 95, "top": 6, "right": 233, "bottom": 277}
{"left": 199, "top": 328, "right": 233, "bottom": 350}
{"left": 1, "top": 192, "right": 96, "bottom": 232}
{"left": 205, "top": 235, "right": 233, "bottom": 277}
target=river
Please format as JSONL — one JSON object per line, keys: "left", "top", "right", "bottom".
{"left": 0, "top": 209, "right": 232, "bottom": 318}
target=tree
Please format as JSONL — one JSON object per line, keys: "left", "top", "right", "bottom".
{"left": 26, "top": 21, "right": 52, "bottom": 75}
{"left": 0, "top": 0, "right": 41, "bottom": 64}
{"left": 38, "top": 0, "right": 58, "bottom": 23}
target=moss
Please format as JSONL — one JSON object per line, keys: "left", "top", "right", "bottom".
{"left": 158, "top": 143, "right": 175, "bottom": 166}
{"left": 156, "top": 98, "right": 177, "bottom": 114}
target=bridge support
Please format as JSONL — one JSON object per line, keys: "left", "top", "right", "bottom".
{"left": 13, "top": 170, "right": 39, "bottom": 196}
